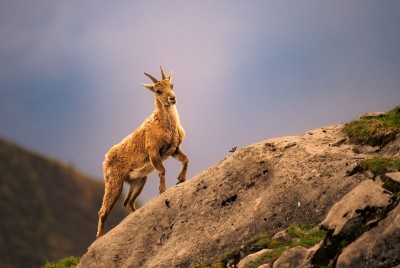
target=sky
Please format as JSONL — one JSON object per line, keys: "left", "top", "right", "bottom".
{"left": 1, "top": 1, "right": 399, "bottom": 202}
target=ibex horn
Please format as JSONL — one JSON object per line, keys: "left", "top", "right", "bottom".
{"left": 160, "top": 66, "right": 166, "bottom": 80}
{"left": 144, "top": 72, "right": 158, "bottom": 83}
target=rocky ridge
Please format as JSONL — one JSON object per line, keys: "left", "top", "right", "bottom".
{"left": 78, "top": 112, "right": 400, "bottom": 268}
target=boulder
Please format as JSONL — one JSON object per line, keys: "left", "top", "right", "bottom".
{"left": 258, "top": 264, "right": 272, "bottom": 268}
{"left": 272, "top": 247, "right": 309, "bottom": 268}
{"left": 320, "top": 180, "right": 393, "bottom": 236}
{"left": 336, "top": 203, "right": 400, "bottom": 268}
{"left": 386, "top": 172, "right": 400, "bottom": 184}
{"left": 272, "top": 242, "right": 321, "bottom": 268}
{"left": 271, "top": 230, "right": 290, "bottom": 242}
{"left": 237, "top": 249, "right": 271, "bottom": 268}
{"left": 360, "top": 111, "right": 386, "bottom": 119}
{"left": 379, "top": 134, "right": 400, "bottom": 157}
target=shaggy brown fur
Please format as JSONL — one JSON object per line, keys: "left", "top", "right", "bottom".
{"left": 97, "top": 67, "right": 189, "bottom": 238}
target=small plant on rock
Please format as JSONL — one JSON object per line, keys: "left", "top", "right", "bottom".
{"left": 42, "top": 256, "right": 79, "bottom": 268}
{"left": 360, "top": 157, "right": 400, "bottom": 175}
{"left": 359, "top": 157, "right": 400, "bottom": 193}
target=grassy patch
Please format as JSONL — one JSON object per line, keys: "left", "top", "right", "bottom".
{"left": 358, "top": 157, "right": 400, "bottom": 193}
{"left": 252, "top": 224, "right": 326, "bottom": 266}
{"left": 41, "top": 256, "right": 80, "bottom": 268}
{"left": 360, "top": 157, "right": 400, "bottom": 174}
{"left": 286, "top": 224, "right": 326, "bottom": 244}
{"left": 194, "top": 224, "right": 326, "bottom": 268}
{"left": 344, "top": 106, "right": 400, "bottom": 146}
{"left": 194, "top": 234, "right": 271, "bottom": 268}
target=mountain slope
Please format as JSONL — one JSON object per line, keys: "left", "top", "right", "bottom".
{"left": 78, "top": 109, "right": 400, "bottom": 267}
{"left": 0, "top": 138, "right": 128, "bottom": 268}
{"left": 78, "top": 122, "right": 395, "bottom": 268}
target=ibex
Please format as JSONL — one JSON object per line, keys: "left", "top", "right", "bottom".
{"left": 97, "top": 67, "right": 189, "bottom": 238}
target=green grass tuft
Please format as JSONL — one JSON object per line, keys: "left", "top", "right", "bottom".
{"left": 249, "top": 224, "right": 326, "bottom": 266}
{"left": 358, "top": 157, "right": 400, "bottom": 193}
{"left": 360, "top": 157, "right": 400, "bottom": 174}
{"left": 194, "top": 224, "right": 327, "bottom": 267}
{"left": 344, "top": 106, "right": 400, "bottom": 146}
{"left": 41, "top": 256, "right": 80, "bottom": 268}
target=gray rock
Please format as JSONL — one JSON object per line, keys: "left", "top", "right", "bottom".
{"left": 272, "top": 242, "right": 322, "bottom": 268}
{"left": 386, "top": 172, "right": 400, "bottom": 184}
{"left": 360, "top": 111, "right": 386, "bottom": 119}
{"left": 237, "top": 249, "right": 271, "bottom": 268}
{"left": 379, "top": 134, "right": 400, "bottom": 157}
{"left": 320, "top": 180, "right": 393, "bottom": 236}
{"left": 336, "top": 203, "right": 400, "bottom": 268}
{"left": 271, "top": 230, "right": 290, "bottom": 242}
{"left": 272, "top": 247, "right": 310, "bottom": 268}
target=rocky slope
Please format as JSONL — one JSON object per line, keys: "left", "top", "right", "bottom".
{"left": 0, "top": 138, "right": 128, "bottom": 268}
{"left": 77, "top": 116, "right": 399, "bottom": 268}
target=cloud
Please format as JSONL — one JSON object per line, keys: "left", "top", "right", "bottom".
{"left": 0, "top": 1, "right": 399, "bottom": 202}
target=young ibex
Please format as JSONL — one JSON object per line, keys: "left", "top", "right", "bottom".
{"left": 97, "top": 67, "right": 189, "bottom": 238}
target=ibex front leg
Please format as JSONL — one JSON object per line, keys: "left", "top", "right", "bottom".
{"left": 149, "top": 150, "right": 167, "bottom": 193}
{"left": 173, "top": 146, "right": 189, "bottom": 184}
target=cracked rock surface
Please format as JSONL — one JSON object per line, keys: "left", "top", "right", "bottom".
{"left": 336, "top": 201, "right": 400, "bottom": 268}
{"left": 320, "top": 179, "right": 393, "bottom": 236}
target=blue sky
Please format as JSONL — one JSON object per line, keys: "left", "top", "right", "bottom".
{"left": 1, "top": 1, "right": 399, "bottom": 202}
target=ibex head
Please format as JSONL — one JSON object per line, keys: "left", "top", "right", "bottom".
{"left": 142, "top": 66, "right": 176, "bottom": 106}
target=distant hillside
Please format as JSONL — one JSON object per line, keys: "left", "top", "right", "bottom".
{"left": 0, "top": 138, "right": 128, "bottom": 268}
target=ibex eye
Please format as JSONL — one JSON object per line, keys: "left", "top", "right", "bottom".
{"left": 156, "top": 90, "right": 162, "bottom": 95}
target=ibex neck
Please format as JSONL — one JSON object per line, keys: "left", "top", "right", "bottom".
{"left": 154, "top": 99, "right": 180, "bottom": 126}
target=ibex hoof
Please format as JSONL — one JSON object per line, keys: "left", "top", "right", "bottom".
{"left": 176, "top": 178, "right": 185, "bottom": 185}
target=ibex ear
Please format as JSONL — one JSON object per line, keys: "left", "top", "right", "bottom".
{"left": 142, "top": 83, "right": 154, "bottom": 92}
{"left": 167, "top": 71, "right": 172, "bottom": 81}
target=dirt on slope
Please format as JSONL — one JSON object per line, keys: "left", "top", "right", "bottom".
{"left": 78, "top": 124, "right": 388, "bottom": 268}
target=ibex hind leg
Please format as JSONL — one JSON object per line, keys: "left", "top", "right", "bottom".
{"left": 123, "top": 185, "right": 134, "bottom": 208}
{"left": 97, "top": 179, "right": 123, "bottom": 238}
{"left": 125, "top": 177, "right": 147, "bottom": 212}
{"left": 172, "top": 147, "right": 189, "bottom": 184}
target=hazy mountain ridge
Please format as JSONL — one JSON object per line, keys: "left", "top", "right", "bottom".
{"left": 0, "top": 138, "right": 127, "bottom": 268}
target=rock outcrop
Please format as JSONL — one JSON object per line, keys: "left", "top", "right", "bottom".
{"left": 320, "top": 179, "right": 394, "bottom": 236}
{"left": 271, "top": 175, "right": 399, "bottom": 267}
{"left": 336, "top": 199, "right": 400, "bottom": 267}
{"left": 237, "top": 249, "right": 272, "bottom": 268}
{"left": 78, "top": 124, "right": 400, "bottom": 268}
